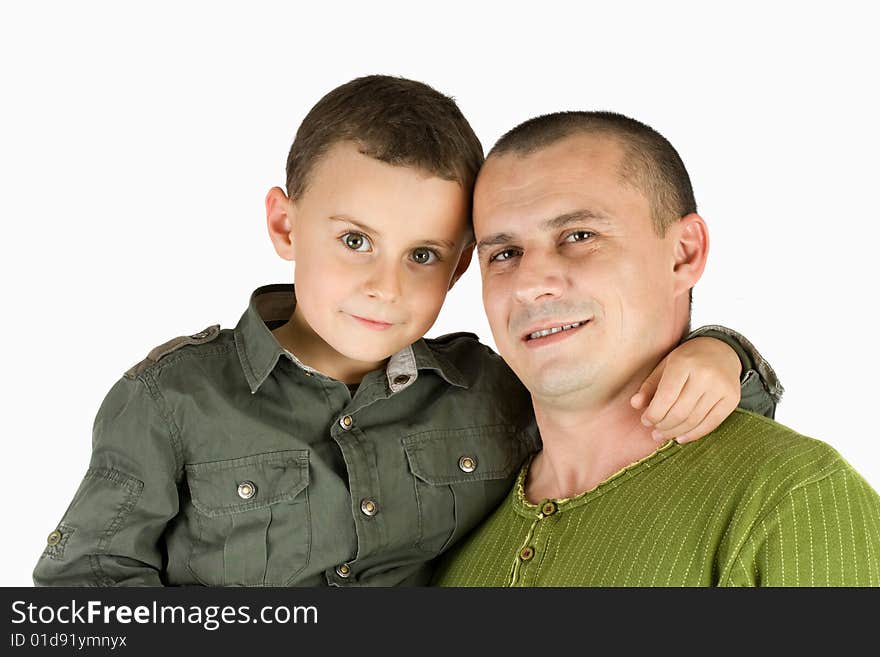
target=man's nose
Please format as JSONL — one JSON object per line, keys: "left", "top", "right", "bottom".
{"left": 363, "top": 259, "right": 402, "bottom": 302}
{"left": 512, "top": 250, "right": 565, "bottom": 304}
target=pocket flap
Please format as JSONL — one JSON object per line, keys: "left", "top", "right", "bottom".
{"left": 186, "top": 450, "right": 309, "bottom": 518}
{"left": 403, "top": 425, "right": 528, "bottom": 485}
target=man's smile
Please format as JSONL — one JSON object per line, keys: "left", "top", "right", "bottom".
{"left": 521, "top": 319, "right": 592, "bottom": 345}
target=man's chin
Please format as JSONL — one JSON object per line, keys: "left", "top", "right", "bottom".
{"left": 520, "top": 365, "right": 600, "bottom": 401}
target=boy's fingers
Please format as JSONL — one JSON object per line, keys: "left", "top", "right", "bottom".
{"left": 652, "top": 391, "right": 712, "bottom": 440}
{"left": 641, "top": 365, "right": 689, "bottom": 427}
{"left": 675, "top": 397, "right": 737, "bottom": 444}
{"left": 651, "top": 380, "right": 704, "bottom": 433}
{"left": 631, "top": 359, "right": 665, "bottom": 412}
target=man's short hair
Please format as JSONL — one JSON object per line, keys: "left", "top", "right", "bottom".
{"left": 489, "top": 111, "right": 696, "bottom": 236}
{"left": 286, "top": 75, "right": 484, "bottom": 204}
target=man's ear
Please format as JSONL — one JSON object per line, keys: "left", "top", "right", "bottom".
{"left": 266, "top": 186, "right": 297, "bottom": 261}
{"left": 672, "top": 213, "right": 709, "bottom": 296}
{"left": 448, "top": 243, "right": 475, "bottom": 290}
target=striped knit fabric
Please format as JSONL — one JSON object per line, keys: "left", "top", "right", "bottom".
{"left": 432, "top": 410, "right": 880, "bottom": 586}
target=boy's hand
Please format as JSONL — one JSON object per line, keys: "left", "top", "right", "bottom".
{"left": 630, "top": 337, "right": 742, "bottom": 444}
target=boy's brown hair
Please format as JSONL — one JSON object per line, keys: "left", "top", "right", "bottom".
{"left": 285, "top": 75, "right": 484, "bottom": 205}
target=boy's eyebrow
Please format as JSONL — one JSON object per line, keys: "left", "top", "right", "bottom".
{"left": 477, "top": 209, "right": 613, "bottom": 254}
{"left": 420, "top": 238, "right": 457, "bottom": 250}
{"left": 329, "top": 214, "right": 382, "bottom": 237}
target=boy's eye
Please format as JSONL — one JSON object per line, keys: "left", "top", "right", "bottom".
{"left": 564, "top": 230, "right": 595, "bottom": 243}
{"left": 411, "top": 247, "right": 438, "bottom": 265}
{"left": 342, "top": 232, "right": 372, "bottom": 252}
{"left": 489, "top": 248, "right": 522, "bottom": 263}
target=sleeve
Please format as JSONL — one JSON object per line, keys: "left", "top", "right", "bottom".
{"left": 722, "top": 468, "right": 880, "bottom": 586}
{"left": 33, "top": 374, "right": 182, "bottom": 586}
{"left": 684, "top": 325, "right": 784, "bottom": 419}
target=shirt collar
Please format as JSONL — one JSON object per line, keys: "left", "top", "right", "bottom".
{"left": 234, "top": 284, "right": 469, "bottom": 393}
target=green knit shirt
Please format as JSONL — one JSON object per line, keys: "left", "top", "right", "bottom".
{"left": 432, "top": 410, "right": 880, "bottom": 586}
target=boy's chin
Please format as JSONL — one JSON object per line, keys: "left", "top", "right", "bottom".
{"left": 342, "top": 343, "right": 409, "bottom": 363}
{"left": 331, "top": 335, "right": 415, "bottom": 365}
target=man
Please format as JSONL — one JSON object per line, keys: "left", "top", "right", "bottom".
{"left": 432, "top": 112, "right": 880, "bottom": 586}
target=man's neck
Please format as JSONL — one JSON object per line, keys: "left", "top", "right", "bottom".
{"left": 526, "top": 382, "right": 664, "bottom": 503}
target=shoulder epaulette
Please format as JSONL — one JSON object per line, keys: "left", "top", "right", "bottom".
{"left": 124, "top": 324, "right": 221, "bottom": 379}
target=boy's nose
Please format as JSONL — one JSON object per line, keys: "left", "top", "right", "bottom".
{"left": 364, "top": 261, "right": 402, "bottom": 302}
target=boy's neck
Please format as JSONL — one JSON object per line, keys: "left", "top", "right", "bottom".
{"left": 271, "top": 308, "right": 387, "bottom": 385}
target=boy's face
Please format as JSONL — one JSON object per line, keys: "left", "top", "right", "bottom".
{"left": 268, "top": 141, "right": 473, "bottom": 374}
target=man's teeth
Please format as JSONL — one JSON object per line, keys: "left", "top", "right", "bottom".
{"left": 528, "top": 322, "right": 584, "bottom": 340}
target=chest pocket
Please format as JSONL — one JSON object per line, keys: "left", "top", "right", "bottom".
{"left": 403, "top": 425, "right": 530, "bottom": 558}
{"left": 186, "top": 450, "right": 310, "bottom": 586}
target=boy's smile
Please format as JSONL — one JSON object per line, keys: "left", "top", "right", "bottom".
{"left": 347, "top": 314, "right": 395, "bottom": 330}
{"left": 266, "top": 141, "right": 474, "bottom": 384}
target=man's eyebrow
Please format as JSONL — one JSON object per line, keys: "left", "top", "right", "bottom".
{"left": 476, "top": 232, "right": 515, "bottom": 253}
{"left": 542, "top": 209, "right": 613, "bottom": 230}
{"left": 476, "top": 209, "right": 613, "bottom": 254}
{"left": 329, "top": 214, "right": 381, "bottom": 237}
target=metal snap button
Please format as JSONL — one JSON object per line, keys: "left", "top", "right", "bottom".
{"left": 46, "top": 530, "right": 62, "bottom": 546}
{"left": 340, "top": 415, "right": 353, "bottom": 430}
{"left": 237, "top": 480, "right": 257, "bottom": 500}
{"left": 360, "top": 498, "right": 378, "bottom": 516}
{"left": 519, "top": 546, "right": 535, "bottom": 561}
{"left": 336, "top": 564, "right": 351, "bottom": 578}
{"left": 458, "top": 455, "right": 477, "bottom": 473}
{"left": 541, "top": 501, "right": 557, "bottom": 516}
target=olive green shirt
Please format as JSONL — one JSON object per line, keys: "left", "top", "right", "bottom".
{"left": 33, "top": 284, "right": 779, "bottom": 587}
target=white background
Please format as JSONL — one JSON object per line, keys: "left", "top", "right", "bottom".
{"left": 2, "top": 1, "right": 878, "bottom": 586}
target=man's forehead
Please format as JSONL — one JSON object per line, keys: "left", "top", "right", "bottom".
{"left": 477, "top": 135, "right": 624, "bottom": 203}
{"left": 475, "top": 135, "right": 630, "bottom": 229}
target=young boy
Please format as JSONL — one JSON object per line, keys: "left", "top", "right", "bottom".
{"left": 33, "top": 76, "right": 780, "bottom": 587}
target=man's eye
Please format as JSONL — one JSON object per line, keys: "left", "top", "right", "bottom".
{"left": 411, "top": 247, "right": 439, "bottom": 265}
{"left": 489, "top": 248, "right": 521, "bottom": 263}
{"left": 564, "top": 230, "right": 594, "bottom": 243}
{"left": 342, "top": 232, "right": 372, "bottom": 252}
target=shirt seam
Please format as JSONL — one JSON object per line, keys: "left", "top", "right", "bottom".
{"left": 137, "top": 370, "right": 186, "bottom": 479}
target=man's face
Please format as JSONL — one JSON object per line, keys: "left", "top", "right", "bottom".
{"left": 289, "top": 141, "right": 472, "bottom": 367}
{"left": 475, "top": 134, "right": 686, "bottom": 405}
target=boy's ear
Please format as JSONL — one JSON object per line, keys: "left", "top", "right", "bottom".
{"left": 671, "top": 213, "right": 709, "bottom": 297}
{"left": 448, "top": 243, "right": 474, "bottom": 290}
{"left": 266, "top": 187, "right": 297, "bottom": 261}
